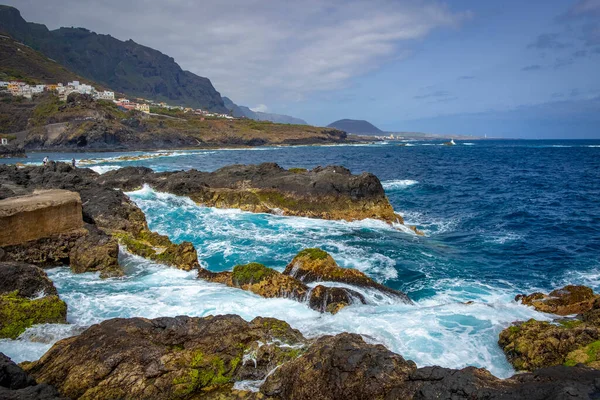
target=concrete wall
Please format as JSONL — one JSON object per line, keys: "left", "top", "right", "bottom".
{"left": 0, "top": 190, "right": 83, "bottom": 247}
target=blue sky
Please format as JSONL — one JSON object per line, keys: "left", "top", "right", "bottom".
{"left": 7, "top": 0, "right": 600, "bottom": 138}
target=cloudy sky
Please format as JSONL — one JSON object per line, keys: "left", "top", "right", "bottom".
{"left": 7, "top": 0, "right": 600, "bottom": 138}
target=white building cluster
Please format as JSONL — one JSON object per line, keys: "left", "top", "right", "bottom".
{"left": 0, "top": 80, "right": 115, "bottom": 102}
{"left": 0, "top": 80, "right": 234, "bottom": 119}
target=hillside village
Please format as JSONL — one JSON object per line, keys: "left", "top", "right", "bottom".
{"left": 0, "top": 79, "right": 235, "bottom": 119}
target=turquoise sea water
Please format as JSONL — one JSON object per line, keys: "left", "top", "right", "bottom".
{"left": 1, "top": 140, "right": 599, "bottom": 378}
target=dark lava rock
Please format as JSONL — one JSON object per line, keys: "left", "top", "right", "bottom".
{"left": 261, "top": 333, "right": 417, "bottom": 399}
{"left": 0, "top": 353, "right": 35, "bottom": 389}
{"left": 99, "top": 163, "right": 400, "bottom": 223}
{"left": 262, "top": 332, "right": 600, "bottom": 400}
{"left": 308, "top": 285, "right": 366, "bottom": 314}
{"left": 0, "top": 262, "right": 58, "bottom": 297}
{"left": 0, "top": 352, "right": 65, "bottom": 400}
{"left": 69, "top": 224, "right": 122, "bottom": 278}
{"left": 0, "top": 144, "right": 26, "bottom": 159}
{"left": 284, "top": 248, "right": 412, "bottom": 304}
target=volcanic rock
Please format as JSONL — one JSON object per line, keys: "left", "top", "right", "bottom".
{"left": 498, "top": 318, "right": 600, "bottom": 371}
{"left": 0, "top": 163, "right": 199, "bottom": 272}
{"left": 307, "top": 285, "right": 366, "bottom": 314}
{"left": 99, "top": 163, "right": 401, "bottom": 223}
{"left": 0, "top": 262, "right": 58, "bottom": 298}
{"left": 0, "top": 189, "right": 83, "bottom": 247}
{"left": 23, "top": 315, "right": 306, "bottom": 399}
{"left": 262, "top": 332, "right": 600, "bottom": 400}
{"left": 69, "top": 225, "right": 122, "bottom": 278}
{"left": 0, "top": 352, "right": 66, "bottom": 399}
{"left": 261, "top": 333, "right": 416, "bottom": 399}
{"left": 515, "top": 285, "right": 598, "bottom": 315}
{"left": 283, "top": 248, "right": 412, "bottom": 303}
{"left": 198, "top": 263, "right": 366, "bottom": 315}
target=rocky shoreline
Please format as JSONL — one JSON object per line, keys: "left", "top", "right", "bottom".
{"left": 3, "top": 312, "right": 600, "bottom": 399}
{"left": 2, "top": 161, "right": 600, "bottom": 398}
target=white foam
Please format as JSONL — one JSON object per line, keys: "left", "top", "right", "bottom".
{"left": 484, "top": 232, "right": 524, "bottom": 245}
{"left": 89, "top": 165, "right": 122, "bottom": 174}
{"left": 0, "top": 247, "right": 553, "bottom": 379}
{"left": 399, "top": 210, "right": 459, "bottom": 235}
{"left": 382, "top": 179, "right": 419, "bottom": 190}
{"left": 463, "top": 143, "right": 475, "bottom": 146}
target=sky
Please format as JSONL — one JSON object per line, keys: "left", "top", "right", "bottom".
{"left": 6, "top": 0, "right": 600, "bottom": 138}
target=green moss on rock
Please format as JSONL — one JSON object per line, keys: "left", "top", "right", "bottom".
{"left": 113, "top": 230, "right": 198, "bottom": 271}
{"left": 296, "top": 248, "right": 329, "bottom": 261}
{"left": 232, "top": 263, "right": 275, "bottom": 286}
{"left": 0, "top": 291, "right": 67, "bottom": 339}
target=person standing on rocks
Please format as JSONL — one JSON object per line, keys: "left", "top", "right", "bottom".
{"left": 42, "top": 156, "right": 49, "bottom": 166}
{"left": 72, "top": 158, "right": 76, "bottom": 168}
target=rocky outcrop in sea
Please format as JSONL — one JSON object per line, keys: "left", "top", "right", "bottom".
{"left": 500, "top": 285, "right": 600, "bottom": 372}
{"left": 98, "top": 163, "right": 401, "bottom": 223}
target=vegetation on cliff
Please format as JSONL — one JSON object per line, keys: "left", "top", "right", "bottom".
{"left": 1, "top": 92, "right": 349, "bottom": 151}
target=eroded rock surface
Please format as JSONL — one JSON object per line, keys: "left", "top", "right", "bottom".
{"left": 24, "top": 315, "right": 306, "bottom": 399}
{"left": 516, "top": 285, "right": 598, "bottom": 315}
{"left": 500, "top": 286, "right": 600, "bottom": 371}
{"left": 69, "top": 225, "right": 122, "bottom": 278}
{"left": 26, "top": 315, "right": 600, "bottom": 400}
{"left": 283, "top": 248, "right": 412, "bottom": 303}
{"left": 261, "top": 333, "right": 417, "bottom": 399}
{"left": 0, "top": 189, "right": 83, "bottom": 247}
{"left": 0, "top": 262, "right": 58, "bottom": 298}
{"left": 199, "top": 261, "right": 368, "bottom": 315}
{"left": 99, "top": 163, "right": 400, "bottom": 223}
{"left": 0, "top": 163, "right": 199, "bottom": 273}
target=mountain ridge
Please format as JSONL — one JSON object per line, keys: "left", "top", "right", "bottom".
{"left": 223, "top": 97, "right": 308, "bottom": 125}
{"left": 0, "top": 5, "right": 228, "bottom": 112}
{"left": 327, "top": 119, "right": 383, "bottom": 134}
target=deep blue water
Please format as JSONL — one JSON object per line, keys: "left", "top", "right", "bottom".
{"left": 2, "top": 139, "right": 600, "bottom": 377}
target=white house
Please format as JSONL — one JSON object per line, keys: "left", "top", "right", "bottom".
{"left": 31, "top": 85, "right": 46, "bottom": 94}
{"left": 1, "top": 138, "right": 8, "bottom": 145}
{"left": 96, "top": 91, "right": 115, "bottom": 101}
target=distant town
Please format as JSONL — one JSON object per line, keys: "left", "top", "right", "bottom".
{"left": 0, "top": 80, "right": 235, "bottom": 119}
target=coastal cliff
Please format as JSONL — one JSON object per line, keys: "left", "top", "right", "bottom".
{"left": 0, "top": 92, "right": 350, "bottom": 152}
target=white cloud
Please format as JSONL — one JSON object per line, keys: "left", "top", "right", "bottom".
{"left": 250, "top": 104, "right": 269, "bottom": 113}
{"left": 9, "top": 0, "right": 472, "bottom": 105}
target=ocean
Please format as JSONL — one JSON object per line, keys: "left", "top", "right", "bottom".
{"left": 1, "top": 139, "right": 600, "bottom": 378}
